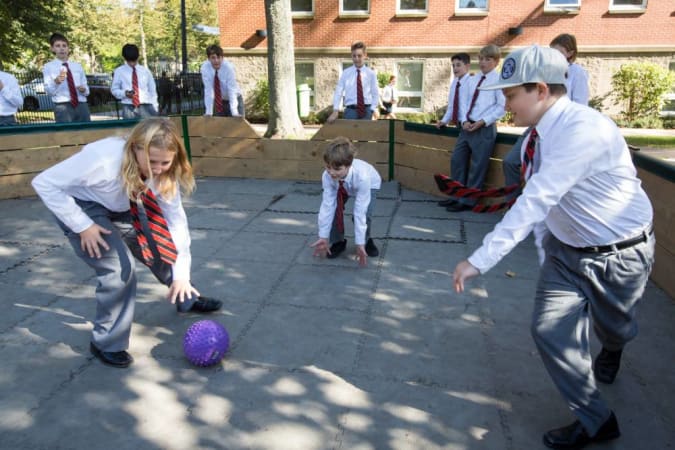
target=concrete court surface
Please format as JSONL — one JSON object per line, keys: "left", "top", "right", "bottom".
{"left": 0, "top": 177, "right": 672, "bottom": 450}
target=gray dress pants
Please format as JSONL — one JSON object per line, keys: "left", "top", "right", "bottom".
{"left": 531, "top": 231, "right": 654, "bottom": 435}
{"left": 329, "top": 189, "right": 378, "bottom": 245}
{"left": 450, "top": 124, "right": 497, "bottom": 206}
{"left": 56, "top": 200, "right": 196, "bottom": 352}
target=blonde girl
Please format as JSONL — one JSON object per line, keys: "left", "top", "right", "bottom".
{"left": 32, "top": 118, "right": 221, "bottom": 368}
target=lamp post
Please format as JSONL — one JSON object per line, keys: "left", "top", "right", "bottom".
{"left": 181, "top": 0, "right": 188, "bottom": 74}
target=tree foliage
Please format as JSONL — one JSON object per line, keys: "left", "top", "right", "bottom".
{"left": 611, "top": 62, "right": 675, "bottom": 122}
{"left": 0, "top": 0, "right": 69, "bottom": 69}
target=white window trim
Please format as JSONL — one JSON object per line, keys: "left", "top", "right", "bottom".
{"left": 339, "top": 0, "right": 370, "bottom": 17}
{"left": 295, "top": 61, "right": 315, "bottom": 106}
{"left": 396, "top": 0, "right": 428, "bottom": 17}
{"left": 395, "top": 61, "right": 424, "bottom": 112}
{"left": 291, "top": 0, "right": 315, "bottom": 18}
{"left": 608, "top": 0, "right": 647, "bottom": 14}
{"left": 454, "top": 0, "right": 489, "bottom": 17}
{"left": 544, "top": 0, "right": 581, "bottom": 14}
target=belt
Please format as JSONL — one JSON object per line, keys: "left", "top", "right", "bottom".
{"left": 574, "top": 224, "right": 654, "bottom": 253}
{"left": 345, "top": 104, "right": 370, "bottom": 109}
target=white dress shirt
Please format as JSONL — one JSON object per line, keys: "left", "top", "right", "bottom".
{"left": 0, "top": 71, "right": 23, "bottom": 115}
{"left": 43, "top": 59, "right": 89, "bottom": 103}
{"left": 318, "top": 159, "right": 382, "bottom": 245}
{"left": 381, "top": 84, "right": 398, "bottom": 103}
{"left": 468, "top": 96, "right": 653, "bottom": 274}
{"left": 332, "top": 65, "right": 380, "bottom": 111}
{"left": 31, "top": 137, "right": 193, "bottom": 281}
{"left": 440, "top": 73, "right": 471, "bottom": 124}
{"left": 112, "top": 63, "right": 159, "bottom": 109}
{"left": 566, "top": 63, "right": 590, "bottom": 106}
{"left": 200, "top": 60, "right": 241, "bottom": 116}
{"left": 461, "top": 69, "right": 505, "bottom": 125}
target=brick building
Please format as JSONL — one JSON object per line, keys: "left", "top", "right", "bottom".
{"left": 217, "top": 0, "right": 674, "bottom": 116}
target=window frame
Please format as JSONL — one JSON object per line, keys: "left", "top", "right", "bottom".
{"left": 396, "top": 0, "right": 428, "bottom": 17}
{"left": 294, "top": 60, "right": 315, "bottom": 107}
{"left": 454, "top": 0, "right": 489, "bottom": 17}
{"left": 291, "top": 0, "right": 314, "bottom": 18}
{"left": 339, "top": 0, "right": 371, "bottom": 17}
{"left": 395, "top": 60, "right": 424, "bottom": 113}
{"left": 608, "top": 0, "right": 647, "bottom": 14}
{"left": 544, "top": 0, "right": 581, "bottom": 13}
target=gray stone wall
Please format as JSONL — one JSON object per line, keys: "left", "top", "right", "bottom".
{"left": 228, "top": 52, "right": 675, "bottom": 118}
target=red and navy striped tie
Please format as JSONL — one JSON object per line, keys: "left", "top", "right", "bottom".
{"left": 434, "top": 128, "right": 539, "bottom": 213}
{"left": 335, "top": 180, "right": 349, "bottom": 233}
{"left": 130, "top": 189, "right": 177, "bottom": 266}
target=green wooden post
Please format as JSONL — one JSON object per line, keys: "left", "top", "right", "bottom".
{"left": 388, "top": 119, "right": 395, "bottom": 181}
{"left": 181, "top": 114, "right": 191, "bottom": 162}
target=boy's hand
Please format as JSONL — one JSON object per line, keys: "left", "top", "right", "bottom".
{"left": 326, "top": 111, "right": 339, "bottom": 123}
{"left": 79, "top": 224, "right": 112, "bottom": 259}
{"left": 465, "top": 120, "right": 485, "bottom": 132}
{"left": 168, "top": 280, "right": 200, "bottom": 304}
{"left": 435, "top": 120, "right": 447, "bottom": 129}
{"left": 355, "top": 245, "right": 367, "bottom": 267}
{"left": 453, "top": 260, "right": 480, "bottom": 293}
{"left": 310, "top": 238, "right": 330, "bottom": 257}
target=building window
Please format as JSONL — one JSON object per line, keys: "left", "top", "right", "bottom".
{"left": 455, "top": 0, "right": 489, "bottom": 16}
{"left": 609, "top": 0, "right": 647, "bottom": 13}
{"left": 397, "top": 0, "right": 428, "bottom": 16}
{"left": 544, "top": 0, "right": 581, "bottom": 13}
{"left": 340, "top": 0, "right": 370, "bottom": 17}
{"left": 295, "top": 62, "right": 315, "bottom": 107}
{"left": 291, "top": 0, "right": 314, "bottom": 18}
{"left": 396, "top": 62, "right": 424, "bottom": 111}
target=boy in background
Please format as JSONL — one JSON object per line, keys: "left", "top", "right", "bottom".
{"left": 0, "top": 70, "right": 23, "bottom": 125}
{"left": 200, "top": 44, "right": 244, "bottom": 117}
{"left": 311, "top": 137, "right": 381, "bottom": 266}
{"left": 43, "top": 33, "right": 90, "bottom": 123}
{"left": 112, "top": 43, "right": 159, "bottom": 119}
{"left": 327, "top": 42, "right": 379, "bottom": 123}
{"left": 447, "top": 44, "right": 505, "bottom": 212}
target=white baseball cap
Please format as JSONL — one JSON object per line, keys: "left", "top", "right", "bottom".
{"left": 480, "top": 45, "right": 568, "bottom": 91}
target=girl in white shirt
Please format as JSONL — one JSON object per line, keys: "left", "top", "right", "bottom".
{"left": 32, "top": 118, "right": 221, "bottom": 368}
{"left": 550, "top": 33, "right": 590, "bottom": 106}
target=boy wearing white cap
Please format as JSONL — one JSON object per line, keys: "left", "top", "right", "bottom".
{"left": 452, "top": 45, "right": 654, "bottom": 449}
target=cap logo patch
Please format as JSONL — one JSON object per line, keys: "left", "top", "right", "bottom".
{"left": 501, "top": 58, "right": 516, "bottom": 80}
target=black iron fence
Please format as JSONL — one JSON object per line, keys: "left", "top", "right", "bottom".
{"left": 11, "top": 69, "right": 206, "bottom": 124}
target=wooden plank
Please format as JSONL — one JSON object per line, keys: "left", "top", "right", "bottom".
{"left": 190, "top": 137, "right": 262, "bottom": 158}
{"left": 395, "top": 128, "right": 457, "bottom": 150}
{"left": 0, "top": 128, "right": 130, "bottom": 151}
{"left": 396, "top": 143, "right": 450, "bottom": 173}
{"left": 0, "top": 146, "right": 82, "bottom": 176}
{"left": 187, "top": 116, "right": 259, "bottom": 138}
{"left": 0, "top": 173, "right": 39, "bottom": 200}
{"left": 311, "top": 119, "right": 389, "bottom": 142}
{"left": 638, "top": 169, "right": 675, "bottom": 251}
{"left": 394, "top": 165, "right": 443, "bottom": 197}
{"left": 651, "top": 243, "right": 675, "bottom": 300}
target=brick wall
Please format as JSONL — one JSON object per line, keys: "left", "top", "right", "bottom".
{"left": 219, "top": 0, "right": 674, "bottom": 50}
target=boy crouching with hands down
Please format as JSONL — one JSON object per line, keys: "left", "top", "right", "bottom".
{"left": 311, "top": 137, "right": 381, "bottom": 266}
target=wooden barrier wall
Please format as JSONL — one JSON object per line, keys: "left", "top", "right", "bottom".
{"left": 0, "top": 117, "right": 672, "bottom": 299}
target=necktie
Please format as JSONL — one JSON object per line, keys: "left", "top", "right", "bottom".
{"left": 130, "top": 189, "right": 177, "bottom": 266}
{"left": 520, "top": 128, "right": 538, "bottom": 182}
{"left": 62, "top": 63, "right": 79, "bottom": 108}
{"left": 466, "top": 75, "right": 486, "bottom": 121}
{"left": 132, "top": 66, "right": 140, "bottom": 107}
{"left": 335, "top": 180, "right": 349, "bottom": 233}
{"left": 433, "top": 129, "right": 539, "bottom": 214}
{"left": 214, "top": 71, "right": 224, "bottom": 114}
{"left": 356, "top": 68, "right": 365, "bottom": 118}
{"left": 451, "top": 79, "right": 461, "bottom": 124}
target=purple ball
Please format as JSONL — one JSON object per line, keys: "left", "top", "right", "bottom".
{"left": 183, "top": 320, "right": 230, "bottom": 367}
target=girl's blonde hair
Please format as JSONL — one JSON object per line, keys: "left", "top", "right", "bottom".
{"left": 550, "top": 33, "right": 578, "bottom": 63}
{"left": 121, "top": 118, "right": 195, "bottom": 201}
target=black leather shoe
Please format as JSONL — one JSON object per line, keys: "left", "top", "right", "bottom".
{"left": 365, "top": 238, "right": 379, "bottom": 257}
{"left": 437, "top": 198, "right": 456, "bottom": 207}
{"left": 187, "top": 296, "right": 223, "bottom": 313}
{"left": 90, "top": 342, "right": 133, "bottom": 368}
{"left": 594, "top": 347, "right": 622, "bottom": 384}
{"left": 446, "top": 203, "right": 472, "bottom": 212}
{"left": 543, "top": 412, "right": 620, "bottom": 449}
{"left": 326, "top": 239, "right": 347, "bottom": 259}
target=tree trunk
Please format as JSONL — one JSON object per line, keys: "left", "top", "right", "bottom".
{"left": 264, "top": 0, "right": 304, "bottom": 138}
{"left": 139, "top": 6, "right": 148, "bottom": 67}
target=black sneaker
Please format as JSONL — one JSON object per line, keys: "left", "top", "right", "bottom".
{"left": 326, "top": 239, "right": 347, "bottom": 259}
{"left": 365, "top": 238, "right": 379, "bottom": 257}
{"left": 184, "top": 296, "right": 223, "bottom": 313}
